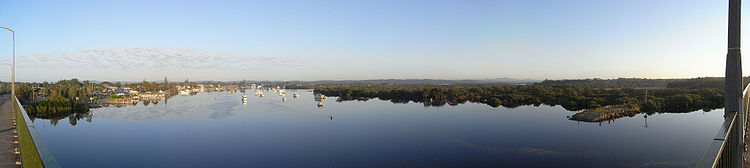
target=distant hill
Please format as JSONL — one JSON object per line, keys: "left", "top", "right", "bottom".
{"left": 538, "top": 77, "right": 750, "bottom": 89}
{"left": 485, "top": 78, "right": 540, "bottom": 84}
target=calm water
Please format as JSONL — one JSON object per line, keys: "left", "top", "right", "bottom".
{"left": 33, "top": 89, "right": 724, "bottom": 168}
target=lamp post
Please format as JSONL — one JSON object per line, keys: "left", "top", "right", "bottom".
{"left": 0, "top": 27, "right": 12, "bottom": 98}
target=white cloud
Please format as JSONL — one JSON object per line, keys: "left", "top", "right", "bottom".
{"left": 5, "top": 47, "right": 305, "bottom": 81}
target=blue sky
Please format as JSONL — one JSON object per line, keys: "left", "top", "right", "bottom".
{"left": 0, "top": 0, "right": 743, "bottom": 82}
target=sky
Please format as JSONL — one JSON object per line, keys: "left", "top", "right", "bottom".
{"left": 0, "top": 0, "right": 744, "bottom": 82}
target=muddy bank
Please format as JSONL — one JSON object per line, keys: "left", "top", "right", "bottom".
{"left": 569, "top": 105, "right": 640, "bottom": 122}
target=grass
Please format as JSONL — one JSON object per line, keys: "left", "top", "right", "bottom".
{"left": 13, "top": 97, "right": 43, "bottom": 168}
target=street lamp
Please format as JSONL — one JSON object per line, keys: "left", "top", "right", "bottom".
{"left": 0, "top": 27, "right": 12, "bottom": 97}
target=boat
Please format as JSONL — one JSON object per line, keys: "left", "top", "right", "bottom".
{"left": 317, "top": 102, "right": 324, "bottom": 108}
{"left": 282, "top": 98, "right": 287, "bottom": 102}
{"left": 242, "top": 95, "right": 247, "bottom": 103}
{"left": 293, "top": 93, "right": 299, "bottom": 98}
{"left": 314, "top": 93, "right": 326, "bottom": 101}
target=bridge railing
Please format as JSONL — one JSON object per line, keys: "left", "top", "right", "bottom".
{"left": 697, "top": 111, "right": 739, "bottom": 168}
{"left": 13, "top": 95, "right": 60, "bottom": 168}
{"left": 696, "top": 85, "right": 750, "bottom": 168}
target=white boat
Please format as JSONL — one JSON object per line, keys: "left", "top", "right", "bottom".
{"left": 293, "top": 93, "right": 299, "bottom": 98}
{"left": 282, "top": 98, "right": 287, "bottom": 102}
{"left": 242, "top": 95, "right": 247, "bottom": 103}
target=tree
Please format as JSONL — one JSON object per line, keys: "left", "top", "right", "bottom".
{"left": 16, "top": 84, "right": 34, "bottom": 103}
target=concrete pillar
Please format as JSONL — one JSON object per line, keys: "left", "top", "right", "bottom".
{"left": 726, "top": 0, "right": 743, "bottom": 166}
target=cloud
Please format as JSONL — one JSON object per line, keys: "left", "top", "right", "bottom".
{"left": 484, "top": 147, "right": 563, "bottom": 157}
{"left": 4, "top": 47, "right": 306, "bottom": 81}
{"left": 632, "top": 160, "right": 694, "bottom": 168}
{"left": 448, "top": 136, "right": 479, "bottom": 149}
{"left": 483, "top": 147, "right": 607, "bottom": 158}
{"left": 18, "top": 47, "right": 299, "bottom": 71}
{"left": 446, "top": 136, "right": 607, "bottom": 158}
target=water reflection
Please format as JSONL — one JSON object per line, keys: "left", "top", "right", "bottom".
{"left": 34, "top": 112, "right": 93, "bottom": 127}
{"left": 30, "top": 89, "right": 339, "bottom": 122}
{"left": 31, "top": 89, "right": 719, "bottom": 126}
{"left": 32, "top": 89, "right": 726, "bottom": 168}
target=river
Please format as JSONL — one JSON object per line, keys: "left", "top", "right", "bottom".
{"left": 32, "top": 89, "right": 723, "bottom": 168}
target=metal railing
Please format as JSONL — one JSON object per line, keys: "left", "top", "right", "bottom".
{"left": 696, "top": 85, "right": 750, "bottom": 168}
{"left": 14, "top": 95, "right": 61, "bottom": 168}
{"left": 697, "top": 112, "right": 739, "bottom": 167}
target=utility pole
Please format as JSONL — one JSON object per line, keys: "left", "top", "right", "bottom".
{"left": 726, "top": 0, "right": 743, "bottom": 166}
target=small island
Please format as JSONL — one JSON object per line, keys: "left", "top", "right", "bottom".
{"left": 569, "top": 104, "right": 640, "bottom": 122}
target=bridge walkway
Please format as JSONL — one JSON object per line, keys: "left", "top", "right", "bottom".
{"left": 0, "top": 95, "right": 18, "bottom": 168}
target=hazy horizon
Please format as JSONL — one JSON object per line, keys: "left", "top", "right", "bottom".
{"left": 0, "top": 0, "right": 747, "bottom": 81}
{"left": 5, "top": 76, "right": 733, "bottom": 83}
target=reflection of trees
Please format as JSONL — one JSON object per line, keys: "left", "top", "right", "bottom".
{"left": 315, "top": 85, "right": 725, "bottom": 112}
{"left": 69, "top": 115, "right": 77, "bottom": 126}
{"left": 67, "top": 113, "right": 92, "bottom": 126}
{"left": 92, "top": 95, "right": 246, "bottom": 121}
{"left": 43, "top": 112, "right": 93, "bottom": 127}
{"left": 24, "top": 96, "right": 90, "bottom": 119}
